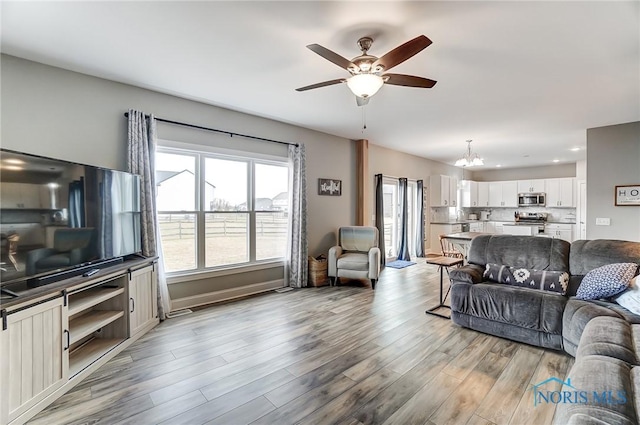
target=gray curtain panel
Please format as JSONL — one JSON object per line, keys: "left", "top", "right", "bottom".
{"left": 374, "top": 174, "right": 386, "bottom": 268}
{"left": 415, "top": 180, "right": 425, "bottom": 257}
{"left": 127, "top": 109, "right": 171, "bottom": 319}
{"left": 397, "top": 178, "right": 410, "bottom": 261}
{"left": 286, "top": 144, "right": 308, "bottom": 288}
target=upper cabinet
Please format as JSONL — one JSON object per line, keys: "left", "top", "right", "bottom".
{"left": 489, "top": 181, "right": 518, "bottom": 207}
{"left": 461, "top": 180, "right": 478, "bottom": 207}
{"left": 517, "top": 179, "right": 546, "bottom": 193}
{"left": 477, "top": 182, "right": 490, "bottom": 207}
{"left": 430, "top": 175, "right": 458, "bottom": 207}
{"left": 546, "top": 178, "right": 575, "bottom": 207}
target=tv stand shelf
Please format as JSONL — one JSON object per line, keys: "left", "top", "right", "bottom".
{"left": 69, "top": 338, "right": 125, "bottom": 377}
{"left": 68, "top": 286, "right": 124, "bottom": 316}
{"left": 69, "top": 310, "right": 124, "bottom": 345}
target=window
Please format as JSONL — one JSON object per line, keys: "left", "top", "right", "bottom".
{"left": 156, "top": 147, "right": 289, "bottom": 274}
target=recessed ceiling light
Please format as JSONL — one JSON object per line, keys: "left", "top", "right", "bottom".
{"left": 570, "top": 147, "right": 581, "bottom": 152}
{"left": 496, "top": 164, "right": 502, "bottom": 168}
{"left": 552, "top": 159, "right": 560, "bottom": 163}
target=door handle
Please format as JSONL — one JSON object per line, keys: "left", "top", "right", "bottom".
{"left": 63, "top": 329, "right": 70, "bottom": 351}
{"left": 130, "top": 297, "right": 135, "bottom": 313}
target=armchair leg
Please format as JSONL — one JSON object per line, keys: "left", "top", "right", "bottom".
{"left": 371, "top": 279, "right": 376, "bottom": 290}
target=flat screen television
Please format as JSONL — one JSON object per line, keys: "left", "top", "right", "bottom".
{"left": 0, "top": 149, "right": 142, "bottom": 293}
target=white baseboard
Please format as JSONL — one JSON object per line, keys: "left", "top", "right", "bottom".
{"left": 170, "top": 279, "right": 285, "bottom": 311}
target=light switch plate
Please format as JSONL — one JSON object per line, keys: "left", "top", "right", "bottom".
{"left": 595, "top": 217, "right": 611, "bottom": 226}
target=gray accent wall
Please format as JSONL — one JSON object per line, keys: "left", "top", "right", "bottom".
{"left": 586, "top": 121, "right": 640, "bottom": 241}
{"left": 1, "top": 54, "right": 355, "bottom": 300}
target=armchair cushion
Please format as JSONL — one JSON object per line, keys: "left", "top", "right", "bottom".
{"left": 337, "top": 252, "right": 369, "bottom": 271}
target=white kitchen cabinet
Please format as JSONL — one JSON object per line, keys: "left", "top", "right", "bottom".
{"left": 0, "top": 297, "right": 68, "bottom": 425}
{"left": 544, "top": 223, "right": 574, "bottom": 242}
{"left": 502, "top": 224, "right": 538, "bottom": 236}
{"left": 449, "top": 176, "right": 459, "bottom": 208}
{"left": 461, "top": 180, "right": 479, "bottom": 207}
{"left": 429, "top": 223, "right": 463, "bottom": 254}
{"left": 469, "top": 221, "right": 484, "bottom": 232}
{"left": 517, "top": 179, "right": 546, "bottom": 193}
{"left": 478, "top": 182, "right": 490, "bottom": 207}
{"left": 485, "top": 221, "right": 505, "bottom": 234}
{"left": 430, "top": 175, "right": 458, "bottom": 207}
{"left": 489, "top": 181, "right": 518, "bottom": 207}
{"left": 546, "top": 178, "right": 575, "bottom": 207}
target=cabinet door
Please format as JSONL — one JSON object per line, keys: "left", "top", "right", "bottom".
{"left": 559, "top": 178, "right": 574, "bottom": 207}
{"left": 546, "top": 179, "right": 561, "bottom": 207}
{"left": 502, "top": 181, "right": 518, "bottom": 207}
{"left": 129, "top": 264, "right": 158, "bottom": 336}
{"left": 429, "top": 175, "right": 449, "bottom": 207}
{"left": 449, "top": 176, "right": 458, "bottom": 207}
{"left": 517, "top": 180, "right": 532, "bottom": 193}
{"left": 1, "top": 297, "right": 68, "bottom": 424}
{"left": 477, "top": 182, "right": 490, "bottom": 207}
{"left": 488, "top": 182, "right": 502, "bottom": 207}
{"left": 531, "top": 179, "right": 546, "bottom": 193}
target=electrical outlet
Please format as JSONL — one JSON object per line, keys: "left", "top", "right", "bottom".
{"left": 595, "top": 217, "right": 611, "bottom": 226}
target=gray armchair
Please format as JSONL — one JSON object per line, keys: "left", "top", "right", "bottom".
{"left": 328, "top": 226, "right": 381, "bottom": 289}
{"left": 26, "top": 227, "right": 95, "bottom": 276}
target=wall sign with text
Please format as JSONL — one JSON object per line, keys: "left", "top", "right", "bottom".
{"left": 318, "top": 178, "right": 342, "bottom": 196}
{"left": 615, "top": 185, "right": 640, "bottom": 206}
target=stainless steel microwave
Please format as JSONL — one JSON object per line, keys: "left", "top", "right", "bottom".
{"left": 518, "top": 193, "right": 546, "bottom": 207}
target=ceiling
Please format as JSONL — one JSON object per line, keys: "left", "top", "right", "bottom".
{"left": 2, "top": 1, "right": 638, "bottom": 169}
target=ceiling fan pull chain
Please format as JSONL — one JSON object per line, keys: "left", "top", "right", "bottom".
{"left": 362, "top": 103, "right": 367, "bottom": 132}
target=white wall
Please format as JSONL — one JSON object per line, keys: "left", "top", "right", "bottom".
{"left": 1, "top": 55, "right": 356, "bottom": 300}
{"left": 586, "top": 121, "right": 640, "bottom": 241}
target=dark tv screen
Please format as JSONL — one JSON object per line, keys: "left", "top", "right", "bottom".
{"left": 0, "top": 149, "right": 142, "bottom": 288}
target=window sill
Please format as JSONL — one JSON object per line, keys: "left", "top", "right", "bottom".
{"left": 166, "top": 260, "right": 285, "bottom": 284}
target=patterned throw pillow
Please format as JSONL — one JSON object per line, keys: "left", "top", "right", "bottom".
{"left": 576, "top": 263, "right": 639, "bottom": 300}
{"left": 483, "top": 263, "right": 569, "bottom": 295}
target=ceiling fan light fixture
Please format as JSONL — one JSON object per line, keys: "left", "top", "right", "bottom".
{"left": 346, "top": 74, "right": 384, "bottom": 98}
{"left": 456, "top": 140, "right": 484, "bottom": 167}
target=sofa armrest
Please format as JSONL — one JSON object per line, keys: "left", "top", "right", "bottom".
{"left": 449, "top": 264, "right": 485, "bottom": 284}
{"left": 328, "top": 246, "right": 342, "bottom": 277}
{"left": 368, "top": 247, "right": 380, "bottom": 279}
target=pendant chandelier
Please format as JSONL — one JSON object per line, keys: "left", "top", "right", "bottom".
{"left": 455, "top": 140, "right": 484, "bottom": 167}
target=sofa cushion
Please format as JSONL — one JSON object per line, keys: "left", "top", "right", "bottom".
{"left": 563, "top": 299, "right": 622, "bottom": 357}
{"left": 451, "top": 281, "right": 566, "bottom": 336}
{"left": 553, "top": 355, "right": 637, "bottom": 425}
{"left": 577, "top": 316, "right": 637, "bottom": 365}
{"left": 576, "top": 263, "right": 638, "bottom": 300}
{"left": 483, "top": 263, "right": 569, "bottom": 295}
{"left": 570, "top": 239, "right": 640, "bottom": 277}
{"left": 337, "top": 252, "right": 369, "bottom": 271}
{"left": 467, "top": 235, "right": 570, "bottom": 272}
{"left": 449, "top": 264, "right": 484, "bottom": 284}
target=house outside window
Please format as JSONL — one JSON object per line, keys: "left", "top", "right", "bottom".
{"left": 156, "top": 147, "right": 289, "bottom": 275}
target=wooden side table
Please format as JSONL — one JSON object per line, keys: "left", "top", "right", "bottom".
{"left": 425, "top": 256, "right": 464, "bottom": 319}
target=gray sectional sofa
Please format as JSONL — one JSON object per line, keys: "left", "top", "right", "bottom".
{"left": 448, "top": 235, "right": 640, "bottom": 424}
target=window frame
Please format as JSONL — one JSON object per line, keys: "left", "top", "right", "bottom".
{"left": 156, "top": 142, "right": 289, "bottom": 281}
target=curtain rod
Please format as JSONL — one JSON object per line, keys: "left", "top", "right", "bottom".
{"left": 123, "top": 112, "right": 298, "bottom": 147}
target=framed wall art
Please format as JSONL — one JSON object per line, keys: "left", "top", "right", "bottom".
{"left": 318, "top": 178, "right": 342, "bottom": 196}
{"left": 615, "top": 185, "right": 640, "bottom": 206}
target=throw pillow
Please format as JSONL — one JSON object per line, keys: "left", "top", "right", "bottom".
{"left": 614, "top": 275, "right": 640, "bottom": 315}
{"left": 483, "top": 263, "right": 569, "bottom": 295}
{"left": 575, "top": 263, "right": 639, "bottom": 300}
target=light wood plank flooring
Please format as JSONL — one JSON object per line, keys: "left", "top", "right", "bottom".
{"left": 30, "top": 261, "right": 573, "bottom": 425}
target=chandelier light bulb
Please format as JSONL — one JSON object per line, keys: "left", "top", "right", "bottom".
{"left": 456, "top": 140, "right": 484, "bottom": 167}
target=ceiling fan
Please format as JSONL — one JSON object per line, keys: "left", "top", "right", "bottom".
{"left": 296, "top": 35, "right": 437, "bottom": 106}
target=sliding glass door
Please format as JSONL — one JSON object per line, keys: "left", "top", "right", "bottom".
{"left": 382, "top": 178, "right": 420, "bottom": 261}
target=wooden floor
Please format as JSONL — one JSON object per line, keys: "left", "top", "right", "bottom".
{"left": 30, "top": 261, "right": 573, "bottom": 425}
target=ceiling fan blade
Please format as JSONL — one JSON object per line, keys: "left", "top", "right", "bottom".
{"left": 383, "top": 73, "right": 437, "bottom": 88}
{"left": 372, "top": 35, "right": 432, "bottom": 72}
{"left": 307, "top": 44, "right": 355, "bottom": 70}
{"left": 296, "top": 78, "right": 345, "bottom": 92}
{"left": 356, "top": 96, "right": 369, "bottom": 107}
